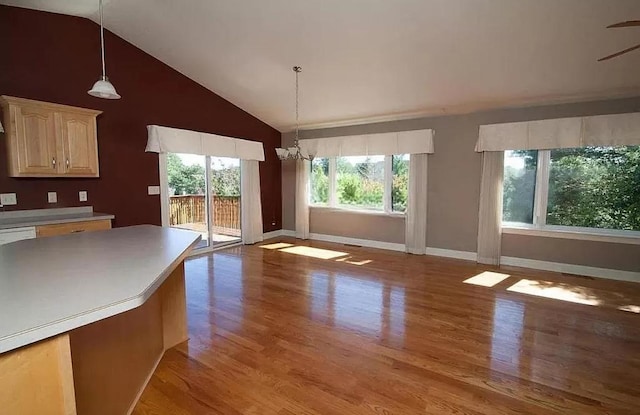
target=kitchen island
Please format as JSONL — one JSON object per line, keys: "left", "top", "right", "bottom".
{"left": 0, "top": 225, "right": 201, "bottom": 415}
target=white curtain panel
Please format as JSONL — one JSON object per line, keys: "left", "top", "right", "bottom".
{"left": 146, "top": 125, "right": 265, "bottom": 161}
{"left": 405, "top": 153, "right": 428, "bottom": 254}
{"left": 477, "top": 151, "right": 504, "bottom": 265}
{"left": 295, "top": 159, "right": 310, "bottom": 240}
{"left": 476, "top": 112, "right": 640, "bottom": 152}
{"left": 240, "top": 160, "right": 264, "bottom": 245}
{"left": 298, "top": 129, "right": 435, "bottom": 157}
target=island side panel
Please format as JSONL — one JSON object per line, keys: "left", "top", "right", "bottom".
{"left": 69, "top": 293, "right": 164, "bottom": 415}
{"left": 160, "top": 261, "right": 189, "bottom": 349}
{"left": 0, "top": 334, "right": 77, "bottom": 415}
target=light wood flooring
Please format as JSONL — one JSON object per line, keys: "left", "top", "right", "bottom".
{"left": 133, "top": 238, "right": 640, "bottom": 414}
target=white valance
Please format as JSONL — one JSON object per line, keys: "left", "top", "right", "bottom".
{"left": 299, "top": 129, "right": 434, "bottom": 157}
{"left": 146, "top": 125, "right": 265, "bottom": 161}
{"left": 476, "top": 112, "right": 640, "bottom": 152}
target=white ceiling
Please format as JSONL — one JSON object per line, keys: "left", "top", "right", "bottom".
{"left": 4, "top": 0, "right": 640, "bottom": 131}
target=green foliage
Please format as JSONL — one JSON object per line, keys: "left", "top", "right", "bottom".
{"left": 338, "top": 173, "right": 362, "bottom": 203}
{"left": 211, "top": 164, "right": 240, "bottom": 196}
{"left": 167, "top": 153, "right": 205, "bottom": 195}
{"left": 503, "top": 147, "right": 640, "bottom": 231}
{"left": 167, "top": 154, "right": 240, "bottom": 196}
{"left": 310, "top": 161, "right": 329, "bottom": 204}
{"left": 547, "top": 147, "right": 640, "bottom": 231}
{"left": 310, "top": 156, "right": 410, "bottom": 211}
{"left": 392, "top": 156, "right": 408, "bottom": 212}
{"left": 337, "top": 157, "right": 384, "bottom": 209}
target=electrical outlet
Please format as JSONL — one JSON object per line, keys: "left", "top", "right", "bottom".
{"left": 47, "top": 192, "right": 57, "bottom": 203}
{"left": 148, "top": 185, "right": 160, "bottom": 195}
{"left": 79, "top": 191, "right": 88, "bottom": 202}
{"left": 0, "top": 193, "right": 17, "bottom": 206}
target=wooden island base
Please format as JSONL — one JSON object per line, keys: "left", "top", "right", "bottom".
{"left": 0, "top": 262, "right": 187, "bottom": 415}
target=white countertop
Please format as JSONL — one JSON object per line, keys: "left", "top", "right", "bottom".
{"left": 0, "top": 225, "right": 201, "bottom": 354}
{"left": 0, "top": 207, "right": 114, "bottom": 229}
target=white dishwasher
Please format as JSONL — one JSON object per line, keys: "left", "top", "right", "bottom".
{"left": 0, "top": 227, "right": 37, "bottom": 245}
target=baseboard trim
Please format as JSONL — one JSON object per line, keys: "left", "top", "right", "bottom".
{"left": 426, "top": 247, "right": 478, "bottom": 261}
{"left": 265, "top": 230, "right": 639, "bottom": 283}
{"left": 308, "top": 232, "right": 406, "bottom": 252}
{"left": 500, "top": 256, "right": 640, "bottom": 283}
{"left": 263, "top": 230, "right": 286, "bottom": 240}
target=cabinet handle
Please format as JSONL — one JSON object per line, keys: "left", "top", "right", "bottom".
{"left": 71, "top": 229, "right": 85, "bottom": 233}
{"left": 52, "top": 158, "right": 56, "bottom": 167}
{"left": 66, "top": 159, "right": 70, "bottom": 169}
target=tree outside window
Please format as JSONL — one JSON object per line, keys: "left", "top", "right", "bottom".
{"left": 503, "top": 146, "right": 640, "bottom": 231}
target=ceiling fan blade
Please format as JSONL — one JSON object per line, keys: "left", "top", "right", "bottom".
{"left": 607, "top": 20, "right": 640, "bottom": 28}
{"left": 598, "top": 43, "right": 640, "bottom": 61}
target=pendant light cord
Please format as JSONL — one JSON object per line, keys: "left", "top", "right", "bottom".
{"left": 99, "top": 0, "right": 106, "bottom": 78}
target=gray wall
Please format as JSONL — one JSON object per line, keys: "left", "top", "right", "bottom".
{"left": 282, "top": 96, "right": 640, "bottom": 272}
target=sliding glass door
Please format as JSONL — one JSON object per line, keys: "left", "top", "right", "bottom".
{"left": 209, "top": 156, "right": 241, "bottom": 247}
{"left": 165, "top": 153, "right": 241, "bottom": 251}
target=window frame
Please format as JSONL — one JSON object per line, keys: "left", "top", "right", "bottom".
{"left": 502, "top": 149, "right": 640, "bottom": 245}
{"left": 310, "top": 155, "right": 407, "bottom": 216}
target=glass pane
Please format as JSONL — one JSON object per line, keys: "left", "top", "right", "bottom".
{"left": 337, "top": 155, "right": 385, "bottom": 210}
{"left": 547, "top": 146, "right": 640, "bottom": 231}
{"left": 310, "top": 158, "right": 329, "bottom": 205}
{"left": 392, "top": 154, "right": 409, "bottom": 213}
{"left": 167, "top": 153, "right": 209, "bottom": 249}
{"left": 503, "top": 150, "right": 538, "bottom": 224}
{"left": 210, "top": 156, "right": 242, "bottom": 246}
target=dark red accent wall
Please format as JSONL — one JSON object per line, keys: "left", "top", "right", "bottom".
{"left": 0, "top": 5, "right": 282, "bottom": 230}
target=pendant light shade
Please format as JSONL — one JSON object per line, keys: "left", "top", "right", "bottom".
{"left": 88, "top": 0, "right": 121, "bottom": 100}
{"left": 88, "top": 76, "right": 121, "bottom": 99}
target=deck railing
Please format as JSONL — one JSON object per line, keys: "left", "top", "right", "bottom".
{"left": 169, "top": 195, "right": 240, "bottom": 230}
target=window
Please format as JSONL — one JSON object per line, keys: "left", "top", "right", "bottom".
{"left": 337, "top": 156, "right": 385, "bottom": 210}
{"left": 392, "top": 154, "right": 409, "bottom": 213}
{"left": 309, "top": 155, "right": 409, "bottom": 214}
{"left": 165, "top": 153, "right": 242, "bottom": 251}
{"left": 310, "top": 158, "right": 329, "bottom": 205}
{"left": 503, "top": 150, "right": 537, "bottom": 224}
{"left": 503, "top": 146, "right": 640, "bottom": 233}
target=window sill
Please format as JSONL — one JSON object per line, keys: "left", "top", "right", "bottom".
{"left": 502, "top": 224, "right": 640, "bottom": 246}
{"left": 310, "top": 205, "right": 406, "bottom": 218}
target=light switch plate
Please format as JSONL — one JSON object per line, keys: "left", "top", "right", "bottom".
{"left": 47, "top": 192, "right": 57, "bottom": 203}
{"left": 0, "top": 193, "right": 17, "bottom": 206}
{"left": 148, "top": 185, "right": 161, "bottom": 195}
{"left": 79, "top": 191, "right": 88, "bottom": 202}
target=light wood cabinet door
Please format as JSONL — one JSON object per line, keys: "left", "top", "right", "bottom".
{"left": 1, "top": 96, "right": 101, "bottom": 178}
{"left": 58, "top": 112, "right": 99, "bottom": 177}
{"left": 35, "top": 220, "right": 112, "bottom": 238}
{"left": 14, "top": 105, "right": 59, "bottom": 175}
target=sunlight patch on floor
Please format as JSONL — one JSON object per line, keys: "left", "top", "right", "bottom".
{"left": 259, "top": 242, "right": 294, "bottom": 250}
{"left": 464, "top": 271, "right": 511, "bottom": 287}
{"left": 260, "top": 243, "right": 373, "bottom": 264}
{"left": 279, "top": 246, "right": 350, "bottom": 260}
{"left": 335, "top": 256, "right": 373, "bottom": 266}
{"left": 618, "top": 305, "right": 640, "bottom": 313}
{"left": 507, "top": 279, "right": 601, "bottom": 306}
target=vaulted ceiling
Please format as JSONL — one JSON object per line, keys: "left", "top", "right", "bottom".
{"left": 4, "top": 0, "right": 640, "bottom": 131}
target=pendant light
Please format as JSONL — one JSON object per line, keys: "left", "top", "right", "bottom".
{"left": 88, "top": 0, "right": 121, "bottom": 99}
{"left": 275, "top": 66, "right": 313, "bottom": 161}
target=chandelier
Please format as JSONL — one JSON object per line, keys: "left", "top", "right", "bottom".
{"left": 275, "top": 66, "right": 314, "bottom": 161}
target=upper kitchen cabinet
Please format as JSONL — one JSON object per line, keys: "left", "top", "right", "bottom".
{"left": 0, "top": 96, "right": 102, "bottom": 177}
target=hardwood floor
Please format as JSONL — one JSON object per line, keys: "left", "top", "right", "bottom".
{"left": 133, "top": 238, "right": 640, "bottom": 415}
